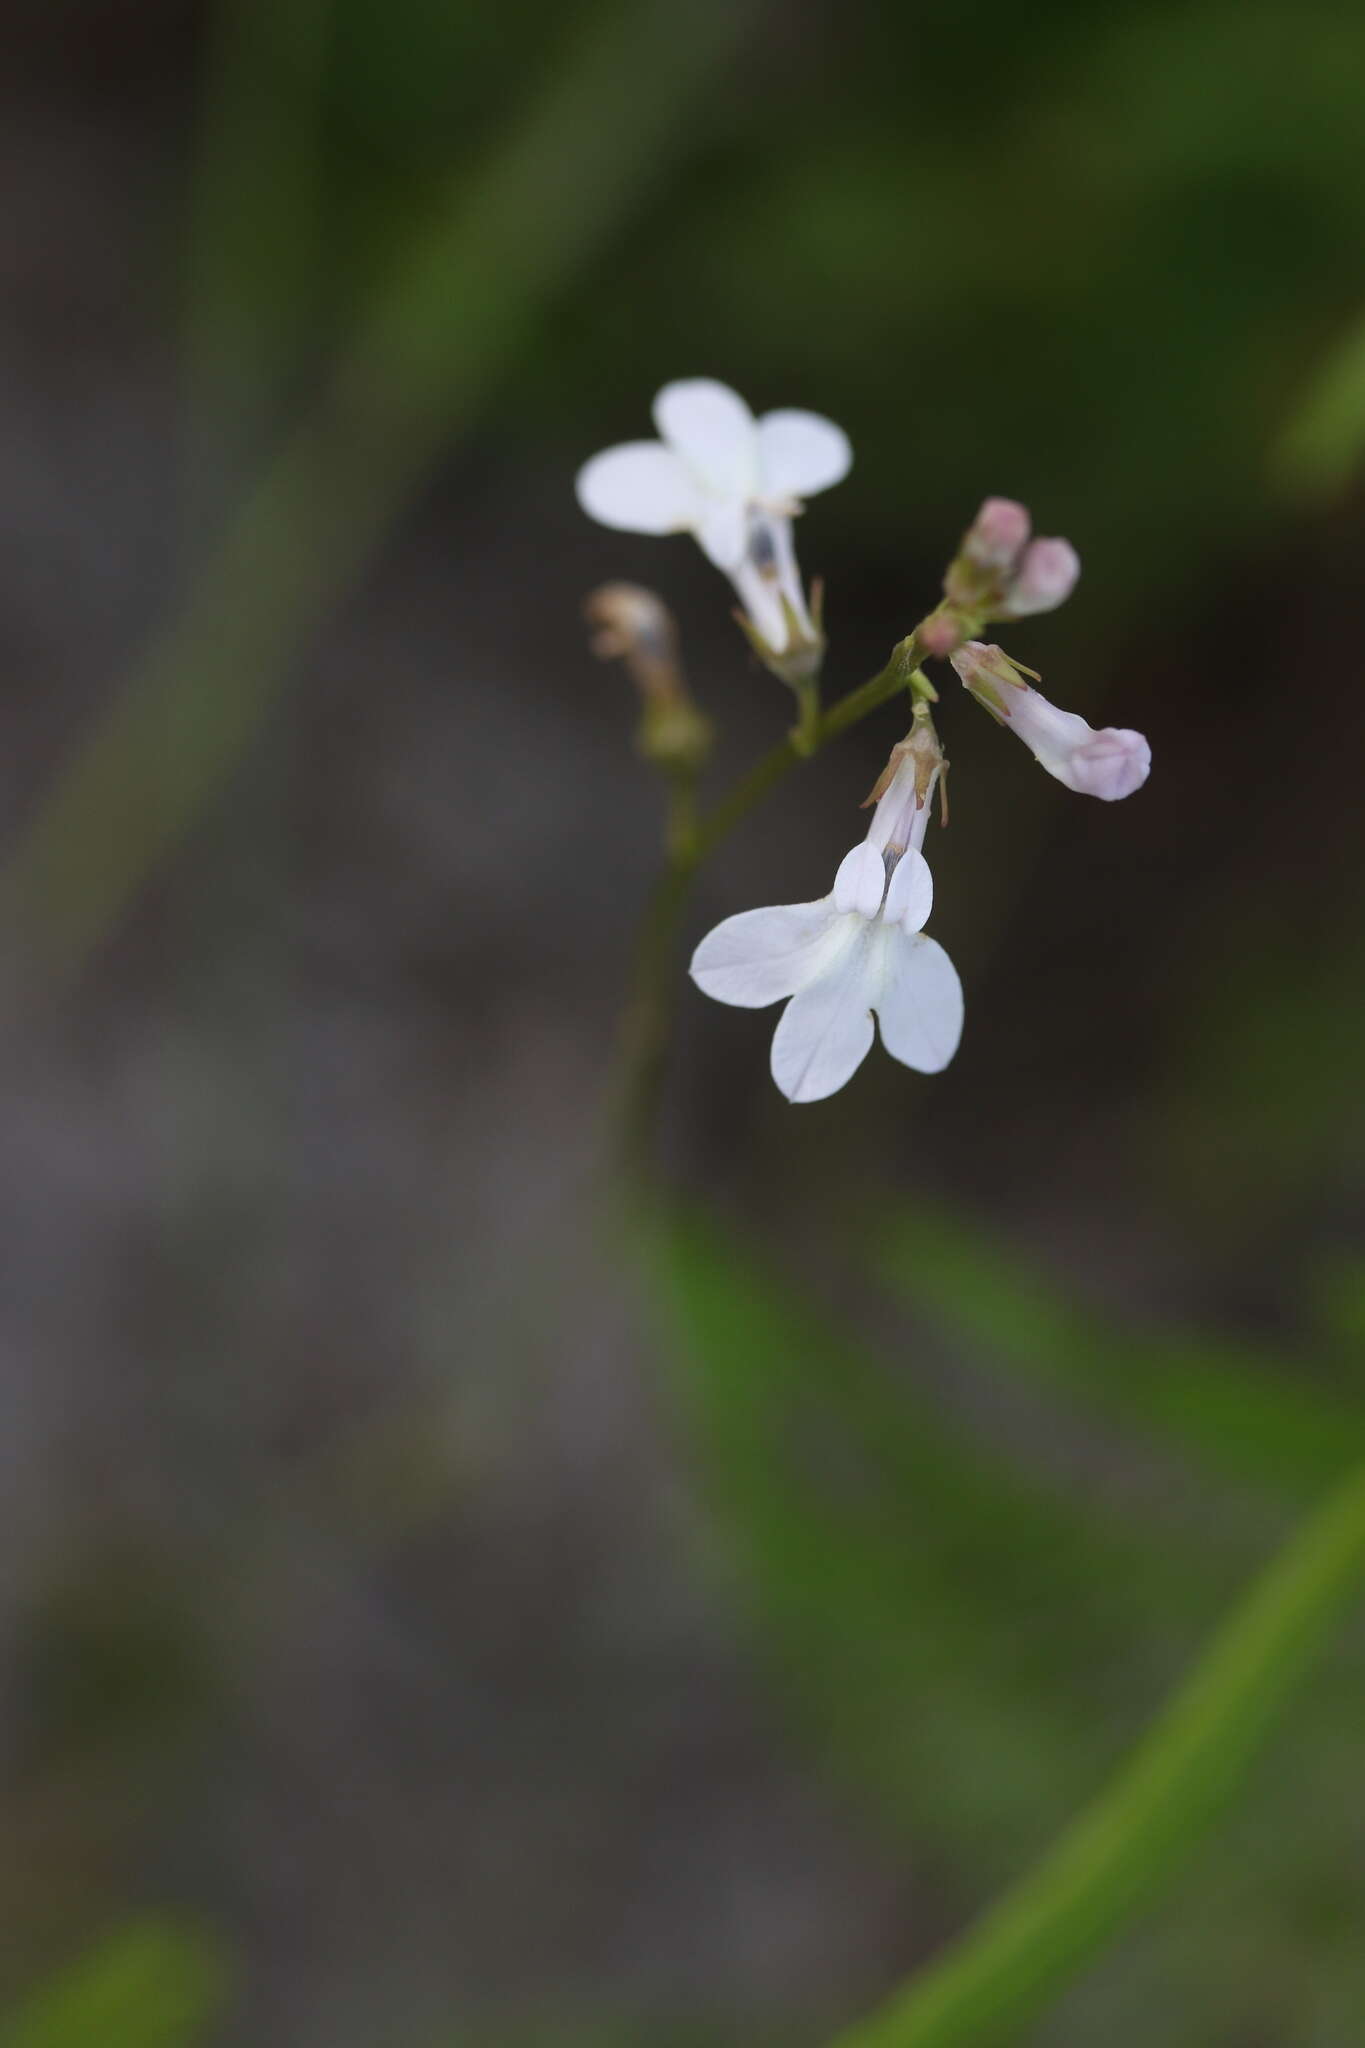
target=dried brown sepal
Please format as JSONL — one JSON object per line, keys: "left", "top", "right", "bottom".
{"left": 861, "top": 711, "right": 945, "bottom": 813}
{"left": 585, "top": 582, "right": 684, "bottom": 704}
{"left": 585, "top": 582, "right": 711, "bottom": 772}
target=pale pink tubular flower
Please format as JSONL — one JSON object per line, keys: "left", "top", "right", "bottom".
{"left": 689, "top": 756, "right": 962, "bottom": 1103}
{"left": 951, "top": 642, "right": 1150, "bottom": 800}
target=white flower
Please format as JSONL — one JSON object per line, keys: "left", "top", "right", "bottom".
{"left": 689, "top": 757, "right": 963, "bottom": 1103}
{"left": 575, "top": 378, "right": 851, "bottom": 654}
{"left": 951, "top": 642, "right": 1151, "bottom": 800}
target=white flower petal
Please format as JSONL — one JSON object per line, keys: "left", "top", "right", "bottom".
{"left": 1003, "top": 690, "right": 1090, "bottom": 780}
{"left": 728, "top": 555, "right": 790, "bottom": 651}
{"left": 575, "top": 442, "right": 705, "bottom": 534}
{"left": 695, "top": 501, "right": 748, "bottom": 571}
{"left": 762, "top": 514, "right": 815, "bottom": 637}
{"left": 874, "top": 931, "right": 963, "bottom": 1075}
{"left": 884, "top": 847, "right": 933, "bottom": 932}
{"left": 865, "top": 755, "right": 927, "bottom": 856}
{"left": 755, "top": 409, "right": 852, "bottom": 501}
{"left": 770, "top": 938, "right": 877, "bottom": 1103}
{"left": 654, "top": 379, "right": 757, "bottom": 500}
{"left": 689, "top": 900, "right": 843, "bottom": 1008}
{"left": 832, "top": 841, "right": 885, "bottom": 920}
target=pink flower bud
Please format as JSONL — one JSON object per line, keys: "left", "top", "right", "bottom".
{"left": 963, "top": 496, "right": 1031, "bottom": 571}
{"left": 999, "top": 537, "right": 1080, "bottom": 617}
{"left": 919, "top": 612, "right": 964, "bottom": 659}
{"left": 1051, "top": 726, "right": 1151, "bottom": 801}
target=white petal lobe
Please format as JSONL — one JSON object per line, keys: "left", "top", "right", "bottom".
{"left": 770, "top": 943, "right": 878, "bottom": 1103}
{"left": 689, "top": 901, "right": 841, "bottom": 1009}
{"left": 832, "top": 842, "right": 885, "bottom": 920}
{"left": 653, "top": 379, "right": 757, "bottom": 499}
{"left": 575, "top": 443, "right": 704, "bottom": 533}
{"left": 694, "top": 502, "right": 748, "bottom": 571}
{"left": 755, "top": 409, "right": 853, "bottom": 501}
{"left": 874, "top": 932, "right": 964, "bottom": 1075}
{"left": 884, "top": 847, "right": 933, "bottom": 932}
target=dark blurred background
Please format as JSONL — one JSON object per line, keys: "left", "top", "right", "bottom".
{"left": 2, "top": 1, "right": 1364, "bottom": 2043}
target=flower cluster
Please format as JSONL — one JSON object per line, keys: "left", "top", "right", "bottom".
{"left": 577, "top": 380, "right": 1151, "bottom": 1103}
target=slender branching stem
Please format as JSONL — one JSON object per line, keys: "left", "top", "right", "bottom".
{"left": 788, "top": 673, "right": 823, "bottom": 757}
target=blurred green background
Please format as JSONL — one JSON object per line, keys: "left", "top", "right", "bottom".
{"left": 2, "top": 0, "right": 1364, "bottom": 2042}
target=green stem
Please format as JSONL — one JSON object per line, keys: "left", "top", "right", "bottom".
{"left": 612, "top": 847, "right": 701, "bottom": 1174}
{"left": 184, "top": 0, "right": 332, "bottom": 495}
{"left": 664, "top": 770, "right": 700, "bottom": 866}
{"left": 789, "top": 673, "right": 823, "bottom": 756}
{"left": 697, "top": 645, "right": 913, "bottom": 863}
{"left": 828, "top": 1458, "right": 1365, "bottom": 2048}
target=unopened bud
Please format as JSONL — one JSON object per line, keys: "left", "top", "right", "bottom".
{"left": 997, "top": 538, "right": 1081, "bottom": 619}
{"left": 942, "top": 499, "right": 1080, "bottom": 626}
{"left": 1055, "top": 726, "right": 1150, "bottom": 800}
{"left": 951, "top": 640, "right": 1148, "bottom": 800}
{"left": 963, "top": 496, "right": 1031, "bottom": 571}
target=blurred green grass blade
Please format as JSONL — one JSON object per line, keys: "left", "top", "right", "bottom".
{"left": 3, "top": 0, "right": 761, "bottom": 982}
{"left": 877, "top": 1207, "right": 1365, "bottom": 1499}
{"left": 647, "top": 1207, "right": 1365, "bottom": 2038}
{"left": 184, "top": 0, "right": 332, "bottom": 467}
{"left": 463, "top": 2028, "right": 771, "bottom": 2048}
{"left": 644, "top": 1207, "right": 1244, "bottom": 1873}
{"left": 1271, "top": 305, "right": 1365, "bottom": 501}
{"left": 828, "top": 1459, "right": 1365, "bottom": 2048}
{"left": 0, "top": 1918, "right": 228, "bottom": 2048}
